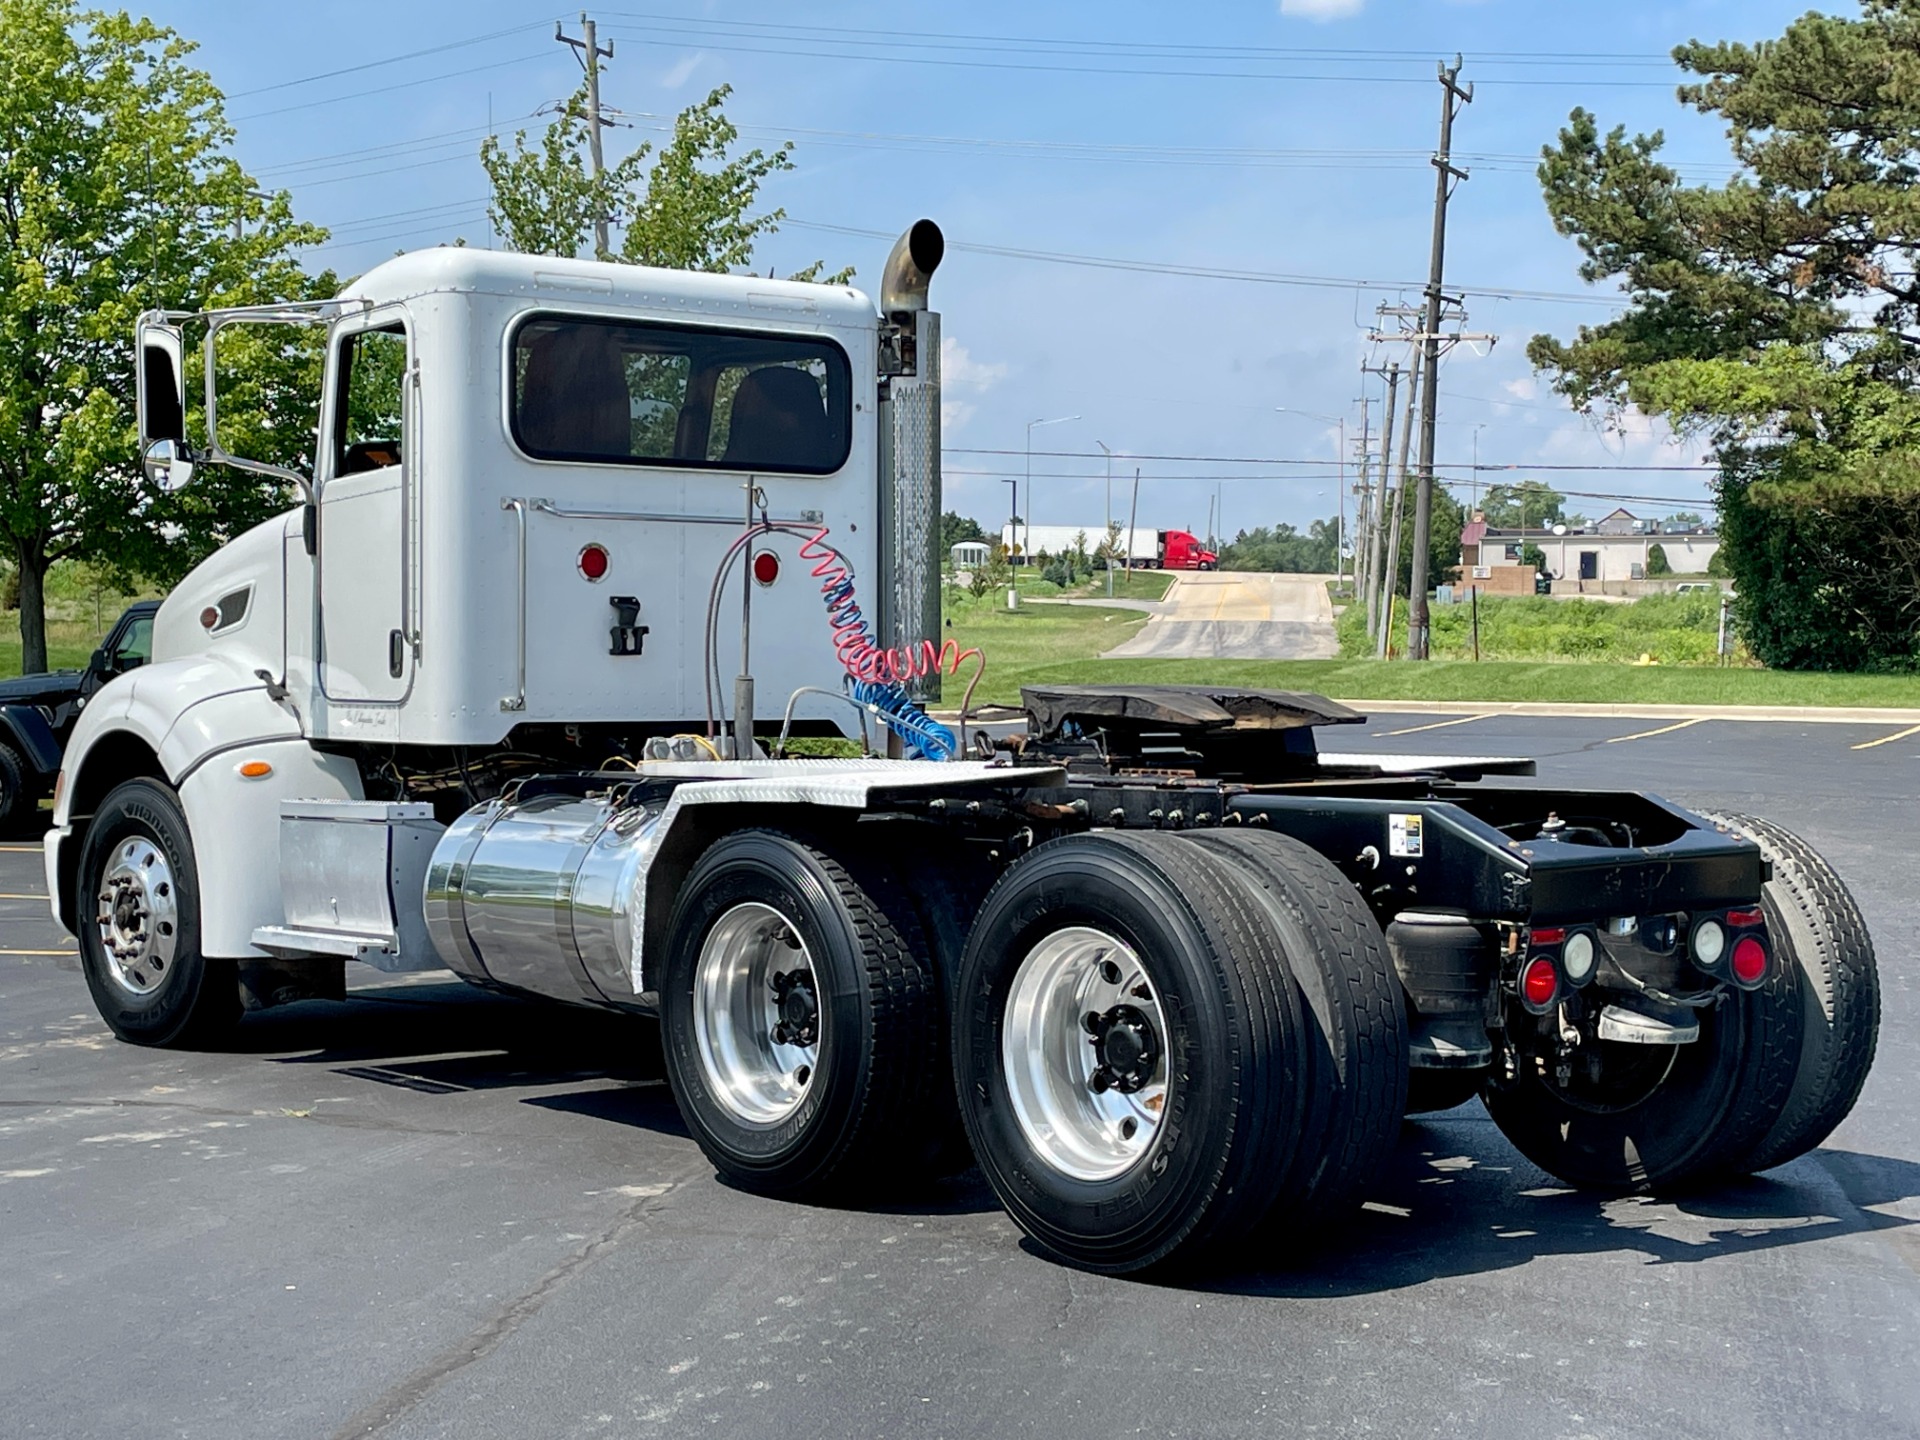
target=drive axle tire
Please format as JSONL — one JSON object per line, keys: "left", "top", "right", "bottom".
{"left": 1188, "top": 831, "right": 1409, "bottom": 1217}
{"left": 1697, "top": 810, "right": 1880, "bottom": 1174}
{"left": 76, "top": 778, "right": 242, "bottom": 1048}
{"left": 660, "top": 829, "right": 943, "bottom": 1201}
{"left": 1482, "top": 970, "right": 1799, "bottom": 1193}
{"left": 953, "top": 832, "right": 1310, "bottom": 1274}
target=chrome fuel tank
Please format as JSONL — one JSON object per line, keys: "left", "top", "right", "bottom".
{"left": 424, "top": 790, "right": 664, "bottom": 1006}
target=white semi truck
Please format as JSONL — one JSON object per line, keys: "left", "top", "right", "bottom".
{"left": 48, "top": 223, "right": 1879, "bottom": 1273}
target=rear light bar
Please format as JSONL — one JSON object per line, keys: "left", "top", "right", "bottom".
{"left": 1725, "top": 907, "right": 1764, "bottom": 929}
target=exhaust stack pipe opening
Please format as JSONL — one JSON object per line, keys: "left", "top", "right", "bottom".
{"left": 881, "top": 219, "right": 945, "bottom": 315}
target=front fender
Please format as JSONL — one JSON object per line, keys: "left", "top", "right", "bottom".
{"left": 56, "top": 655, "right": 291, "bottom": 825}
{"left": 0, "top": 704, "right": 62, "bottom": 776}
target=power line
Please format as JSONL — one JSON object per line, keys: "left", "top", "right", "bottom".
{"left": 600, "top": 25, "right": 1685, "bottom": 88}
{"left": 232, "top": 53, "right": 544, "bottom": 122}
{"left": 604, "top": 11, "right": 1675, "bottom": 65}
{"left": 784, "top": 218, "right": 1627, "bottom": 309}
{"left": 225, "top": 22, "right": 550, "bottom": 98}
{"left": 949, "top": 446, "right": 1712, "bottom": 474}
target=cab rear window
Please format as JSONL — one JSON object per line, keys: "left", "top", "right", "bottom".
{"left": 509, "top": 316, "right": 852, "bottom": 475}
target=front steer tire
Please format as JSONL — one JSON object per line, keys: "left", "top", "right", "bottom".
{"left": 76, "top": 778, "right": 242, "bottom": 1048}
{"left": 1696, "top": 810, "right": 1880, "bottom": 1174}
{"left": 659, "top": 829, "right": 945, "bottom": 1201}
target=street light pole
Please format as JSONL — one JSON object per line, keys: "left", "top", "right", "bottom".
{"left": 1096, "top": 439, "right": 1114, "bottom": 597}
{"left": 1024, "top": 414, "right": 1080, "bottom": 567}
{"left": 1275, "top": 407, "right": 1349, "bottom": 588}
{"left": 1000, "top": 477, "right": 1018, "bottom": 610}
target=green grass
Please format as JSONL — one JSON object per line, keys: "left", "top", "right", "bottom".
{"left": 945, "top": 584, "right": 1153, "bottom": 704}
{"left": 1344, "top": 591, "right": 1737, "bottom": 666}
{"left": 944, "top": 578, "right": 1919, "bottom": 710}
{"left": 960, "top": 656, "right": 1920, "bottom": 709}
{"left": 0, "top": 561, "right": 159, "bottom": 677}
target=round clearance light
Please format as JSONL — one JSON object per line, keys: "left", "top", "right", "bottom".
{"left": 1690, "top": 918, "right": 1727, "bottom": 969}
{"left": 200, "top": 606, "right": 219, "bottom": 630}
{"left": 1731, "top": 936, "right": 1769, "bottom": 986}
{"left": 578, "top": 543, "right": 610, "bottom": 582}
{"left": 1521, "top": 957, "right": 1559, "bottom": 1010}
{"left": 1562, "top": 930, "right": 1598, "bottom": 986}
{"left": 752, "top": 550, "right": 780, "bottom": 587}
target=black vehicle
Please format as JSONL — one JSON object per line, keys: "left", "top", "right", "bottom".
{"left": 0, "top": 601, "right": 158, "bottom": 833}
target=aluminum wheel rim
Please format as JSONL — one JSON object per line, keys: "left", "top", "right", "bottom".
{"left": 1003, "top": 926, "right": 1169, "bottom": 1183}
{"left": 95, "top": 837, "right": 179, "bottom": 998}
{"left": 692, "top": 901, "right": 820, "bottom": 1127}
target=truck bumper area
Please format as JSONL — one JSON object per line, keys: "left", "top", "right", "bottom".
{"left": 42, "top": 824, "right": 73, "bottom": 937}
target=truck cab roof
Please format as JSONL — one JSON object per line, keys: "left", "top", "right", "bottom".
{"left": 338, "top": 247, "right": 879, "bottom": 330}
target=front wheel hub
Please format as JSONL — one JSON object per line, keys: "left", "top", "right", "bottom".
{"left": 94, "top": 837, "right": 179, "bottom": 998}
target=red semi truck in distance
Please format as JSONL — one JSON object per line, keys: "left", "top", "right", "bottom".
{"left": 1157, "top": 528, "right": 1217, "bottom": 570}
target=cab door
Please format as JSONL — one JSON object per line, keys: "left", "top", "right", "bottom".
{"left": 317, "top": 316, "right": 413, "bottom": 703}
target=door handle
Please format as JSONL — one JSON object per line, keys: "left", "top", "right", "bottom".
{"left": 388, "top": 629, "right": 405, "bottom": 678}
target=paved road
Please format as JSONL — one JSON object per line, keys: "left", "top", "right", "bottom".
{"left": 2, "top": 714, "right": 1916, "bottom": 1439}
{"left": 1101, "top": 571, "right": 1339, "bottom": 659}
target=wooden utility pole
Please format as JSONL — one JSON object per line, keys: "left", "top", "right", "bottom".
{"left": 1361, "top": 360, "right": 1401, "bottom": 641}
{"left": 1407, "top": 58, "right": 1472, "bottom": 661}
{"left": 1125, "top": 468, "right": 1141, "bottom": 591}
{"left": 557, "top": 13, "right": 616, "bottom": 259}
{"left": 1377, "top": 358, "right": 1422, "bottom": 660}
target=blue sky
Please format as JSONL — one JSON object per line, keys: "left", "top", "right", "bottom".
{"left": 159, "top": 0, "right": 1830, "bottom": 541}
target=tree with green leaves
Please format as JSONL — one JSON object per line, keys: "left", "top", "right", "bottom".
{"left": 0, "top": 0, "right": 323, "bottom": 671}
{"left": 1646, "top": 542, "right": 1672, "bottom": 577}
{"left": 1528, "top": 1, "right": 1920, "bottom": 670}
{"left": 1479, "top": 481, "right": 1566, "bottom": 531}
{"left": 940, "top": 511, "right": 986, "bottom": 553}
{"left": 483, "top": 82, "right": 846, "bottom": 282}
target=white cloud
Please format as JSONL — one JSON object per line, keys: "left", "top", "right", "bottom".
{"left": 659, "top": 52, "right": 703, "bottom": 90}
{"left": 1503, "top": 377, "right": 1538, "bottom": 401}
{"left": 941, "top": 337, "right": 1007, "bottom": 436}
{"left": 1278, "top": 0, "right": 1364, "bottom": 19}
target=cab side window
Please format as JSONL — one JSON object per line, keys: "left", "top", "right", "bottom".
{"left": 335, "top": 325, "right": 408, "bottom": 476}
{"left": 111, "top": 615, "right": 153, "bottom": 671}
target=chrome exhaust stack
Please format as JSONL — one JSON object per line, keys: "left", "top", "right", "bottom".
{"left": 877, "top": 220, "right": 945, "bottom": 707}
{"left": 880, "top": 218, "right": 945, "bottom": 316}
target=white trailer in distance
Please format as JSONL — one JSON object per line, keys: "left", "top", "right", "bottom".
{"left": 47, "top": 223, "right": 1879, "bottom": 1273}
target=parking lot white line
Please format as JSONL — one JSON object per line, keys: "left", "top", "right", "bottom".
{"left": 1606, "top": 717, "right": 1707, "bottom": 744}
{"left": 1380, "top": 714, "right": 1491, "bottom": 737}
{"left": 1852, "top": 722, "right": 1920, "bottom": 751}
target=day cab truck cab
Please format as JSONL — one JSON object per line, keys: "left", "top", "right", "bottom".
{"left": 46, "top": 222, "right": 1879, "bottom": 1274}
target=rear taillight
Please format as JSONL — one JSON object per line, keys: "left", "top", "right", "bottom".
{"left": 1731, "top": 936, "right": 1769, "bottom": 987}
{"left": 1726, "top": 907, "right": 1764, "bottom": 929}
{"left": 1520, "top": 956, "right": 1560, "bottom": 1012}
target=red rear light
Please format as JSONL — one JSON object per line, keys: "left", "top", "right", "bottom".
{"left": 578, "top": 543, "right": 610, "bottom": 581}
{"left": 1522, "top": 957, "right": 1559, "bottom": 1009}
{"left": 752, "top": 550, "right": 780, "bottom": 586}
{"left": 1731, "top": 936, "right": 1768, "bottom": 985}
{"left": 1726, "top": 907, "right": 1764, "bottom": 928}
{"left": 1529, "top": 926, "right": 1567, "bottom": 947}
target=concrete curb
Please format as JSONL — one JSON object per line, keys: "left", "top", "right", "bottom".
{"left": 1336, "top": 699, "right": 1920, "bottom": 725}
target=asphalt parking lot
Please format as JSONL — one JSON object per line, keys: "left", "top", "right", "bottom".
{"left": 2, "top": 713, "right": 1916, "bottom": 1439}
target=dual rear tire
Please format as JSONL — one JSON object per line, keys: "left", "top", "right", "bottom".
{"left": 661, "top": 825, "right": 1409, "bottom": 1272}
